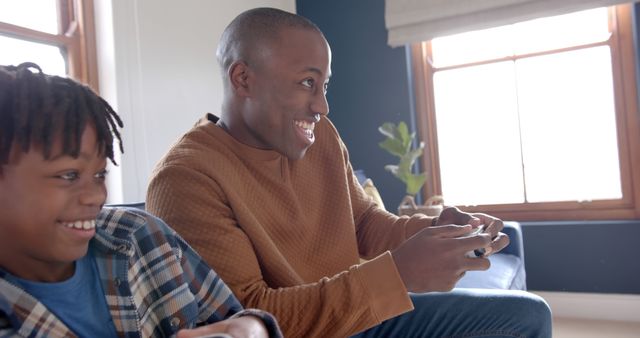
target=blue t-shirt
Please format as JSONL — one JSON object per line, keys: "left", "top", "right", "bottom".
{"left": 4, "top": 252, "right": 118, "bottom": 337}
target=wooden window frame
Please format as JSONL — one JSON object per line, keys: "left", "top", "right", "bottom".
{"left": 410, "top": 4, "right": 640, "bottom": 221}
{"left": 0, "top": 0, "right": 98, "bottom": 90}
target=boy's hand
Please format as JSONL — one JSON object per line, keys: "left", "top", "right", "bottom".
{"left": 176, "top": 315, "right": 268, "bottom": 338}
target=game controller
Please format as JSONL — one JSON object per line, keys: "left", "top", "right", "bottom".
{"left": 462, "top": 226, "right": 487, "bottom": 258}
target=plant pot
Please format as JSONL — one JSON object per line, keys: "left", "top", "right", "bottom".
{"left": 397, "top": 195, "right": 444, "bottom": 217}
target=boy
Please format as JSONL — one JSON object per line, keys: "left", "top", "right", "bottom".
{"left": 0, "top": 62, "right": 281, "bottom": 338}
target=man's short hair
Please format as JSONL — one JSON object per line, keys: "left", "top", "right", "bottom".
{"left": 216, "top": 7, "right": 323, "bottom": 73}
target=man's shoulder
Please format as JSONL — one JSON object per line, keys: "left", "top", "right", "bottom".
{"left": 306, "top": 117, "right": 348, "bottom": 158}
{"left": 155, "top": 115, "right": 237, "bottom": 173}
{"left": 165, "top": 119, "right": 222, "bottom": 158}
{"left": 317, "top": 116, "right": 340, "bottom": 137}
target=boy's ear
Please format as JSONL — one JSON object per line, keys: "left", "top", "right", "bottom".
{"left": 229, "top": 61, "right": 251, "bottom": 96}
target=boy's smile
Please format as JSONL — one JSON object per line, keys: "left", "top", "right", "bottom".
{"left": 0, "top": 125, "right": 107, "bottom": 282}
{"left": 58, "top": 219, "right": 97, "bottom": 239}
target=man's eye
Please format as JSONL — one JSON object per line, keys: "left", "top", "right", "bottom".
{"left": 323, "top": 82, "right": 329, "bottom": 93}
{"left": 59, "top": 172, "right": 79, "bottom": 181}
{"left": 301, "top": 78, "right": 314, "bottom": 88}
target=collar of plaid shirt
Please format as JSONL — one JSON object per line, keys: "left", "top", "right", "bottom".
{"left": 0, "top": 207, "right": 245, "bottom": 338}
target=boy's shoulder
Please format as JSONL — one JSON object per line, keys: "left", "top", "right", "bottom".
{"left": 94, "top": 207, "right": 178, "bottom": 254}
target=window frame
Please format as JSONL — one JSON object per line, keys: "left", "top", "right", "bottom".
{"left": 0, "top": 0, "right": 98, "bottom": 90}
{"left": 410, "top": 4, "right": 640, "bottom": 221}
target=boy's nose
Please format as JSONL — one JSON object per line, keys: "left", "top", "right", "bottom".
{"left": 80, "top": 182, "right": 107, "bottom": 206}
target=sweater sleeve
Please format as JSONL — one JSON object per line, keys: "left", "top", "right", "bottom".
{"left": 334, "top": 132, "right": 435, "bottom": 259}
{"left": 147, "top": 164, "right": 413, "bottom": 338}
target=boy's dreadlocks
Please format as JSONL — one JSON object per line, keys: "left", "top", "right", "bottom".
{"left": 0, "top": 62, "right": 123, "bottom": 165}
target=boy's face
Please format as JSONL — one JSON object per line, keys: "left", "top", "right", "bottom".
{"left": 0, "top": 125, "right": 107, "bottom": 282}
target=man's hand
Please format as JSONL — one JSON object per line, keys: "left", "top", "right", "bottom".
{"left": 176, "top": 315, "right": 268, "bottom": 338}
{"left": 435, "top": 206, "right": 509, "bottom": 256}
{"left": 391, "top": 224, "right": 492, "bottom": 292}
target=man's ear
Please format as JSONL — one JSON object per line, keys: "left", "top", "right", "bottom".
{"left": 229, "top": 61, "right": 251, "bottom": 96}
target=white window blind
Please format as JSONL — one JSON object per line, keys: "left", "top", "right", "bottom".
{"left": 385, "top": 0, "right": 636, "bottom": 46}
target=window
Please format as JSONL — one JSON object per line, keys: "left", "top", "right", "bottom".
{"left": 411, "top": 5, "right": 640, "bottom": 221}
{"left": 0, "top": 0, "right": 98, "bottom": 89}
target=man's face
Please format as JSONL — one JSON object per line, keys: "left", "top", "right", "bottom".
{"left": 240, "top": 27, "right": 332, "bottom": 160}
{"left": 0, "top": 126, "right": 107, "bottom": 281}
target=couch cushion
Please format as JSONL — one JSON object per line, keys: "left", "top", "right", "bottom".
{"left": 455, "top": 253, "right": 525, "bottom": 290}
{"left": 361, "top": 179, "right": 386, "bottom": 210}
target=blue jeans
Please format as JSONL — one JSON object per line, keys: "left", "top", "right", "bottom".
{"left": 352, "top": 288, "right": 552, "bottom": 338}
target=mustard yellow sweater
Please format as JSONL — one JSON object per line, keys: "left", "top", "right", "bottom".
{"left": 147, "top": 114, "right": 432, "bottom": 337}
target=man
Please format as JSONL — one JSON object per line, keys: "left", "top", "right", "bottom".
{"left": 147, "top": 7, "right": 552, "bottom": 338}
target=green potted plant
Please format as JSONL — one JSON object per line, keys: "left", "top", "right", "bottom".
{"left": 378, "top": 121, "right": 443, "bottom": 216}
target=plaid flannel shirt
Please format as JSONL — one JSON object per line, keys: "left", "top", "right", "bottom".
{"left": 0, "top": 207, "right": 281, "bottom": 338}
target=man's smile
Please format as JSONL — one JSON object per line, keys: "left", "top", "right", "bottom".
{"left": 294, "top": 119, "right": 315, "bottom": 144}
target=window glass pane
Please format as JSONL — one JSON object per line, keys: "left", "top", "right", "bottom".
{"left": 0, "top": 0, "right": 59, "bottom": 34}
{"left": 431, "top": 26, "right": 512, "bottom": 68}
{"left": 516, "top": 46, "right": 622, "bottom": 202}
{"left": 513, "top": 8, "right": 610, "bottom": 55}
{"left": 0, "top": 35, "right": 66, "bottom": 76}
{"left": 432, "top": 8, "right": 610, "bottom": 68}
{"left": 433, "top": 62, "right": 525, "bottom": 206}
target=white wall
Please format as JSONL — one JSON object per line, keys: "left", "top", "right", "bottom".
{"left": 95, "top": 0, "right": 296, "bottom": 203}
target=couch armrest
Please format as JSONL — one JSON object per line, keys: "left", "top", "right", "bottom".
{"left": 500, "top": 221, "right": 524, "bottom": 260}
{"left": 105, "top": 202, "right": 146, "bottom": 210}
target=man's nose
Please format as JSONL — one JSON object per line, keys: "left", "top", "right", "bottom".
{"left": 311, "top": 90, "right": 329, "bottom": 116}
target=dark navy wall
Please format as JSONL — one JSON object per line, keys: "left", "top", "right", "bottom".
{"left": 522, "top": 220, "right": 640, "bottom": 294}
{"left": 296, "top": 0, "right": 412, "bottom": 209}
{"left": 297, "top": 0, "right": 640, "bottom": 294}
